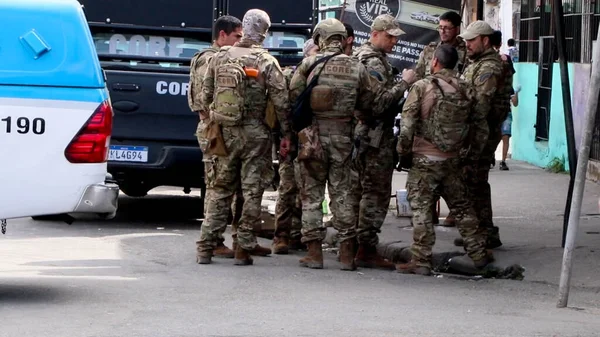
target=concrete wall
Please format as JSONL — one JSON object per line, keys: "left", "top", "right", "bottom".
{"left": 511, "top": 62, "right": 596, "bottom": 173}
{"left": 511, "top": 63, "right": 575, "bottom": 170}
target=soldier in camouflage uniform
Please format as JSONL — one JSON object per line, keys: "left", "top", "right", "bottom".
{"left": 414, "top": 11, "right": 466, "bottom": 227}
{"left": 414, "top": 11, "right": 468, "bottom": 80}
{"left": 197, "top": 9, "right": 290, "bottom": 266}
{"left": 271, "top": 39, "right": 319, "bottom": 254}
{"left": 351, "top": 14, "right": 416, "bottom": 270}
{"left": 396, "top": 44, "right": 491, "bottom": 275}
{"left": 451, "top": 21, "right": 506, "bottom": 257}
{"left": 288, "top": 18, "right": 376, "bottom": 270}
{"left": 188, "top": 15, "right": 242, "bottom": 260}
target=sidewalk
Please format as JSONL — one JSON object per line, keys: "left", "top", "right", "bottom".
{"left": 383, "top": 159, "right": 600, "bottom": 289}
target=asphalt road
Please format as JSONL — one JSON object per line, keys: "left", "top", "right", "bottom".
{"left": 1, "top": 191, "right": 600, "bottom": 337}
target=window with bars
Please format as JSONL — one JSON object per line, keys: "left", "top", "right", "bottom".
{"left": 519, "top": 0, "right": 600, "bottom": 157}
{"left": 519, "top": 0, "right": 584, "bottom": 63}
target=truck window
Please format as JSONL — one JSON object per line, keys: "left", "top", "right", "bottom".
{"left": 263, "top": 31, "right": 306, "bottom": 50}
{"left": 92, "top": 30, "right": 305, "bottom": 66}
{"left": 93, "top": 32, "right": 210, "bottom": 62}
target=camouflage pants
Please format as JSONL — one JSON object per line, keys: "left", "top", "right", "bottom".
{"left": 297, "top": 120, "right": 356, "bottom": 243}
{"left": 469, "top": 127, "right": 503, "bottom": 241}
{"left": 352, "top": 128, "right": 395, "bottom": 246}
{"left": 406, "top": 155, "right": 487, "bottom": 268}
{"left": 463, "top": 156, "right": 497, "bottom": 241}
{"left": 196, "top": 120, "right": 244, "bottom": 246}
{"left": 274, "top": 154, "right": 302, "bottom": 239}
{"left": 198, "top": 124, "right": 273, "bottom": 252}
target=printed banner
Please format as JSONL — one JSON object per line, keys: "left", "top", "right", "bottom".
{"left": 342, "top": 0, "right": 461, "bottom": 71}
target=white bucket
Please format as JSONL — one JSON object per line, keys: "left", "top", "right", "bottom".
{"left": 396, "top": 189, "right": 412, "bottom": 217}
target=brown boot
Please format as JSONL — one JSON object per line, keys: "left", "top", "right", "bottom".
{"left": 395, "top": 260, "right": 432, "bottom": 276}
{"left": 272, "top": 236, "right": 290, "bottom": 255}
{"left": 232, "top": 241, "right": 237, "bottom": 252}
{"left": 354, "top": 244, "right": 395, "bottom": 270}
{"left": 234, "top": 245, "right": 253, "bottom": 266}
{"left": 339, "top": 240, "right": 357, "bottom": 271}
{"left": 250, "top": 244, "right": 272, "bottom": 256}
{"left": 196, "top": 250, "right": 212, "bottom": 264}
{"left": 214, "top": 242, "right": 235, "bottom": 258}
{"left": 299, "top": 240, "right": 323, "bottom": 269}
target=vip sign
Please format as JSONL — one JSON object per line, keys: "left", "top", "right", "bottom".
{"left": 343, "top": 0, "right": 461, "bottom": 71}
{"left": 354, "top": 0, "right": 401, "bottom": 27}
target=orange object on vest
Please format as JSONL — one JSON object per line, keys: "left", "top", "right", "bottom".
{"left": 244, "top": 67, "right": 259, "bottom": 78}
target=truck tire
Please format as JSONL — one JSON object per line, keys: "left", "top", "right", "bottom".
{"left": 119, "top": 183, "right": 149, "bottom": 197}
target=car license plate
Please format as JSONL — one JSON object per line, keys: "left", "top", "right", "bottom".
{"left": 108, "top": 145, "right": 148, "bottom": 162}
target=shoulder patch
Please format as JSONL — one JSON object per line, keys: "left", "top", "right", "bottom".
{"left": 272, "top": 69, "right": 285, "bottom": 86}
{"left": 476, "top": 73, "right": 492, "bottom": 86}
{"left": 369, "top": 70, "right": 384, "bottom": 82}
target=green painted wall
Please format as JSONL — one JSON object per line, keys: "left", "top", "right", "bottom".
{"left": 511, "top": 63, "right": 575, "bottom": 171}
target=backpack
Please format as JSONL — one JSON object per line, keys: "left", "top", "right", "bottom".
{"left": 212, "top": 48, "right": 266, "bottom": 127}
{"left": 425, "top": 77, "right": 473, "bottom": 153}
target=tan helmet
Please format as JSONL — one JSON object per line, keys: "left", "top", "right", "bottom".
{"left": 312, "top": 18, "right": 347, "bottom": 45}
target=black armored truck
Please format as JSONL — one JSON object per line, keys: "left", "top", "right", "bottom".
{"left": 79, "top": 0, "right": 317, "bottom": 200}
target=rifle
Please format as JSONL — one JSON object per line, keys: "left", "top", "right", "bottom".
{"left": 351, "top": 96, "right": 406, "bottom": 168}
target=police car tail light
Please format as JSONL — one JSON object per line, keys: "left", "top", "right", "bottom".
{"left": 65, "top": 100, "right": 113, "bottom": 163}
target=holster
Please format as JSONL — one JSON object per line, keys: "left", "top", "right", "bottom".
{"left": 297, "top": 119, "right": 324, "bottom": 161}
{"left": 204, "top": 119, "right": 228, "bottom": 157}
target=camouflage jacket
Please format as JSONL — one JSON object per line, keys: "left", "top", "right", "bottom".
{"left": 414, "top": 37, "right": 468, "bottom": 81}
{"left": 398, "top": 68, "right": 488, "bottom": 161}
{"left": 353, "top": 42, "right": 409, "bottom": 120}
{"left": 200, "top": 41, "right": 290, "bottom": 132}
{"left": 289, "top": 43, "right": 375, "bottom": 123}
{"left": 187, "top": 43, "right": 219, "bottom": 116}
{"left": 282, "top": 66, "right": 295, "bottom": 88}
{"left": 461, "top": 47, "right": 504, "bottom": 161}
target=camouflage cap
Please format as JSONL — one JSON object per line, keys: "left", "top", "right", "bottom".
{"left": 371, "top": 14, "right": 405, "bottom": 36}
{"left": 459, "top": 20, "right": 494, "bottom": 40}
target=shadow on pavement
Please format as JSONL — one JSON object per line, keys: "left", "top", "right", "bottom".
{"left": 0, "top": 283, "right": 75, "bottom": 304}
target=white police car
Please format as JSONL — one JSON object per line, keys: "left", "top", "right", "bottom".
{"left": 0, "top": 0, "right": 119, "bottom": 223}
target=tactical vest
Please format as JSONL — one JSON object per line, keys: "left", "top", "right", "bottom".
{"left": 306, "top": 53, "right": 361, "bottom": 120}
{"left": 211, "top": 46, "right": 269, "bottom": 126}
{"left": 462, "top": 51, "right": 505, "bottom": 128}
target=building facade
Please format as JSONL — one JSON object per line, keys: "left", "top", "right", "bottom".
{"left": 506, "top": 0, "right": 600, "bottom": 180}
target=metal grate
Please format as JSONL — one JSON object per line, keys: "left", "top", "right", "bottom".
{"left": 519, "top": 0, "right": 541, "bottom": 62}
{"left": 519, "top": 0, "right": 584, "bottom": 63}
